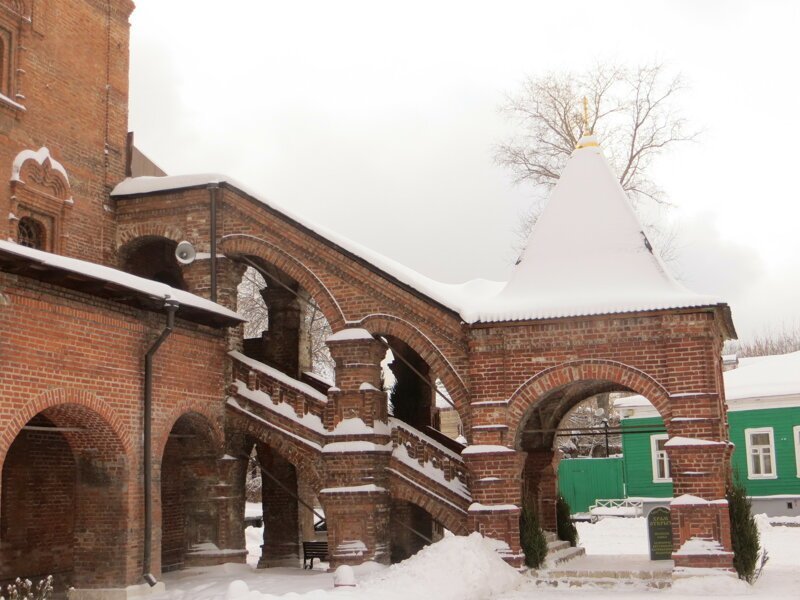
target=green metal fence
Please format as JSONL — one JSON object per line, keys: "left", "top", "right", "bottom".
{"left": 558, "top": 457, "right": 625, "bottom": 513}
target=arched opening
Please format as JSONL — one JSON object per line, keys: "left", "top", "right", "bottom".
{"left": 0, "top": 404, "right": 128, "bottom": 591}
{"left": 389, "top": 499, "right": 442, "bottom": 563}
{"left": 235, "top": 436, "right": 322, "bottom": 569}
{"left": 517, "top": 378, "right": 667, "bottom": 564}
{"left": 237, "top": 259, "right": 334, "bottom": 384}
{"left": 378, "top": 337, "right": 463, "bottom": 443}
{"left": 119, "top": 236, "right": 187, "bottom": 289}
{"left": 160, "top": 413, "right": 220, "bottom": 571}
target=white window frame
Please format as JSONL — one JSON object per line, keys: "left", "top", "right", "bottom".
{"left": 744, "top": 427, "right": 777, "bottom": 480}
{"left": 794, "top": 425, "right": 800, "bottom": 478}
{"left": 651, "top": 434, "right": 671, "bottom": 483}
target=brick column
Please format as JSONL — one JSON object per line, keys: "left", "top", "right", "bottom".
{"left": 462, "top": 446, "right": 526, "bottom": 567}
{"left": 256, "top": 286, "right": 305, "bottom": 378}
{"left": 256, "top": 443, "right": 301, "bottom": 567}
{"left": 181, "top": 257, "right": 246, "bottom": 312}
{"left": 521, "top": 449, "right": 560, "bottom": 532}
{"left": 665, "top": 393, "right": 734, "bottom": 570}
{"left": 321, "top": 328, "right": 392, "bottom": 566}
{"left": 324, "top": 328, "right": 387, "bottom": 429}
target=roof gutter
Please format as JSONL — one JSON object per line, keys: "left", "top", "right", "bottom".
{"left": 143, "top": 297, "right": 179, "bottom": 586}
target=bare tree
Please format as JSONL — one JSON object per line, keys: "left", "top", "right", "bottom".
{"left": 724, "top": 324, "right": 800, "bottom": 358}
{"left": 497, "top": 62, "right": 698, "bottom": 255}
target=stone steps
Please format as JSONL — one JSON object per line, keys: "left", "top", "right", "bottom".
{"left": 530, "top": 555, "right": 674, "bottom": 589}
{"left": 545, "top": 545, "right": 586, "bottom": 566}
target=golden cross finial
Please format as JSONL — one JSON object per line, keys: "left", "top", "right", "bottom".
{"left": 582, "top": 97, "right": 590, "bottom": 134}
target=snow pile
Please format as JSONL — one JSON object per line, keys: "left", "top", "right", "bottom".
{"left": 215, "top": 533, "right": 519, "bottom": 600}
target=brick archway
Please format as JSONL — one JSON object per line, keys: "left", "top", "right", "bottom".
{"left": 116, "top": 224, "right": 185, "bottom": 251}
{"left": 220, "top": 234, "right": 346, "bottom": 331}
{"left": 355, "top": 313, "right": 470, "bottom": 428}
{"left": 0, "top": 394, "right": 133, "bottom": 588}
{"left": 387, "top": 471, "right": 468, "bottom": 535}
{"left": 155, "top": 403, "right": 225, "bottom": 464}
{"left": 0, "top": 387, "right": 133, "bottom": 467}
{"left": 508, "top": 358, "right": 672, "bottom": 445}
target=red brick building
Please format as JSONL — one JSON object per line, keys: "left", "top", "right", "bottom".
{"left": 0, "top": 2, "right": 737, "bottom": 598}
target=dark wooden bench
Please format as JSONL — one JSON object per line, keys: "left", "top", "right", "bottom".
{"left": 302, "top": 541, "right": 329, "bottom": 569}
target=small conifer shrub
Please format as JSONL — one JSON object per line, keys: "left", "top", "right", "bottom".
{"left": 519, "top": 504, "right": 548, "bottom": 568}
{"left": 556, "top": 494, "right": 579, "bottom": 547}
{"left": 727, "top": 476, "right": 760, "bottom": 583}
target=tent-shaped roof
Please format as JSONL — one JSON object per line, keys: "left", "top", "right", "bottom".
{"left": 462, "top": 134, "right": 726, "bottom": 324}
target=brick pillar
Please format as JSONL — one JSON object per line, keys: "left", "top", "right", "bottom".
{"left": 297, "top": 473, "right": 318, "bottom": 542}
{"left": 665, "top": 393, "right": 734, "bottom": 570}
{"left": 215, "top": 455, "right": 247, "bottom": 556}
{"left": 324, "top": 328, "right": 387, "bottom": 429}
{"left": 181, "top": 257, "right": 246, "bottom": 312}
{"left": 462, "top": 446, "right": 526, "bottom": 567}
{"left": 257, "top": 286, "right": 304, "bottom": 378}
{"left": 257, "top": 444, "right": 301, "bottom": 568}
{"left": 321, "top": 328, "right": 392, "bottom": 566}
{"left": 521, "top": 449, "right": 560, "bottom": 532}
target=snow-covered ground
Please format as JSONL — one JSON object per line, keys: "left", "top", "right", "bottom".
{"left": 153, "top": 515, "right": 798, "bottom": 600}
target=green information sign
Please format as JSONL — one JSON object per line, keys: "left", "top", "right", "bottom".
{"left": 647, "top": 507, "right": 672, "bottom": 560}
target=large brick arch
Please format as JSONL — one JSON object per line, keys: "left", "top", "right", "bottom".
{"left": 219, "top": 234, "right": 346, "bottom": 330}
{"left": 354, "top": 313, "right": 469, "bottom": 423}
{"left": 387, "top": 471, "right": 468, "bottom": 534}
{"left": 155, "top": 402, "right": 225, "bottom": 463}
{"left": 0, "top": 387, "right": 133, "bottom": 467}
{"left": 508, "top": 359, "right": 671, "bottom": 445}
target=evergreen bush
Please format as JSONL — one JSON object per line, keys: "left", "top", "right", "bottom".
{"left": 727, "top": 475, "right": 760, "bottom": 583}
{"left": 519, "top": 504, "right": 548, "bottom": 569}
{"left": 556, "top": 494, "right": 579, "bottom": 547}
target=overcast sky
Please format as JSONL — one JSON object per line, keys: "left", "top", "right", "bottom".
{"left": 128, "top": 0, "right": 799, "bottom": 342}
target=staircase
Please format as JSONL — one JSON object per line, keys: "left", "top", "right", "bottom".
{"left": 543, "top": 531, "right": 585, "bottom": 566}
{"left": 530, "top": 544, "right": 673, "bottom": 589}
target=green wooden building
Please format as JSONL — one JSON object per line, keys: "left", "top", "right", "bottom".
{"left": 559, "top": 351, "right": 800, "bottom": 516}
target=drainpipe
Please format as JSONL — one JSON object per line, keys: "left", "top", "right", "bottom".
{"left": 143, "top": 297, "right": 179, "bottom": 586}
{"left": 208, "top": 183, "right": 219, "bottom": 303}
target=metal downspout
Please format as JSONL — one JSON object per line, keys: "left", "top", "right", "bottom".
{"left": 143, "top": 298, "right": 179, "bottom": 585}
{"left": 208, "top": 184, "right": 219, "bottom": 303}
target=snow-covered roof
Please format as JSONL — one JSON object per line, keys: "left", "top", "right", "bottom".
{"left": 112, "top": 174, "right": 504, "bottom": 320}
{"left": 111, "top": 138, "right": 730, "bottom": 327}
{"left": 724, "top": 351, "right": 800, "bottom": 402}
{"left": 0, "top": 239, "right": 243, "bottom": 326}
{"left": 617, "top": 351, "right": 800, "bottom": 416}
{"left": 464, "top": 134, "right": 724, "bottom": 323}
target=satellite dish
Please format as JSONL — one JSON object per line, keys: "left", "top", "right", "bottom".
{"left": 175, "top": 240, "right": 196, "bottom": 265}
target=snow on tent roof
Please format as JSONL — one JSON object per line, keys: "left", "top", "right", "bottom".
{"left": 0, "top": 239, "right": 243, "bottom": 326}
{"left": 111, "top": 138, "right": 727, "bottom": 326}
{"left": 463, "top": 134, "right": 724, "bottom": 323}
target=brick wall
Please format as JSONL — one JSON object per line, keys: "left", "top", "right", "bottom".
{"left": 0, "top": 0, "right": 133, "bottom": 265}
{"left": 0, "top": 271, "right": 230, "bottom": 587}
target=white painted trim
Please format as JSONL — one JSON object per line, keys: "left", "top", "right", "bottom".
{"left": 744, "top": 427, "right": 777, "bottom": 480}
{"left": 651, "top": 434, "right": 671, "bottom": 483}
{"left": 794, "top": 425, "right": 800, "bottom": 479}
